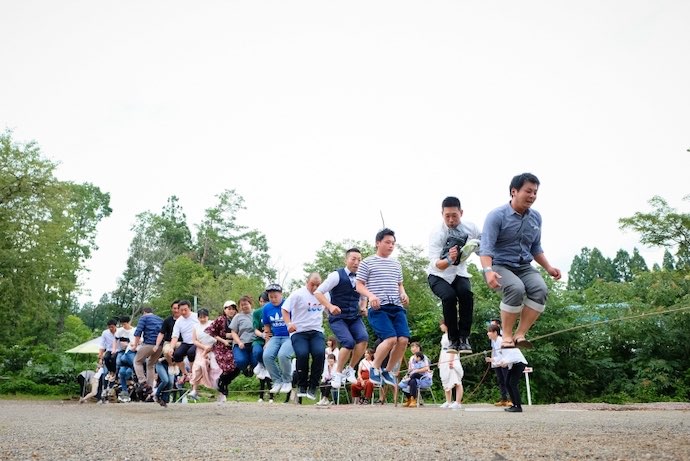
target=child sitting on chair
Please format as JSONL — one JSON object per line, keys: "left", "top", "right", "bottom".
{"left": 399, "top": 342, "right": 432, "bottom": 408}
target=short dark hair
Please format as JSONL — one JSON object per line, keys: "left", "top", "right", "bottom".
{"left": 259, "top": 291, "right": 269, "bottom": 303}
{"left": 142, "top": 306, "right": 153, "bottom": 314}
{"left": 488, "top": 324, "right": 501, "bottom": 334}
{"left": 441, "top": 196, "right": 461, "bottom": 209}
{"left": 327, "top": 353, "right": 336, "bottom": 360}
{"left": 171, "top": 299, "right": 180, "bottom": 308}
{"left": 119, "top": 315, "right": 130, "bottom": 323}
{"left": 238, "top": 295, "right": 253, "bottom": 307}
{"left": 178, "top": 299, "right": 191, "bottom": 308}
{"left": 410, "top": 341, "right": 422, "bottom": 351}
{"left": 375, "top": 228, "right": 395, "bottom": 243}
{"left": 509, "top": 173, "right": 540, "bottom": 196}
{"left": 107, "top": 319, "right": 117, "bottom": 326}
{"left": 198, "top": 308, "right": 209, "bottom": 317}
{"left": 490, "top": 318, "right": 501, "bottom": 326}
{"left": 346, "top": 247, "right": 361, "bottom": 256}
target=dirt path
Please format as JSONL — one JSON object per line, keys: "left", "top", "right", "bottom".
{"left": 0, "top": 400, "right": 688, "bottom": 460}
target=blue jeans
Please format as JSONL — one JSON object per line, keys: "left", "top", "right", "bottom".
{"left": 119, "top": 366, "right": 133, "bottom": 392}
{"left": 262, "top": 336, "right": 294, "bottom": 384}
{"left": 291, "top": 330, "right": 325, "bottom": 389}
{"left": 116, "top": 350, "right": 135, "bottom": 369}
{"left": 155, "top": 362, "right": 173, "bottom": 403}
{"left": 233, "top": 343, "right": 261, "bottom": 371}
{"left": 252, "top": 343, "right": 264, "bottom": 366}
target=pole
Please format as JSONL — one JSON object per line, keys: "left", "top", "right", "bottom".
{"left": 524, "top": 367, "right": 533, "bottom": 406}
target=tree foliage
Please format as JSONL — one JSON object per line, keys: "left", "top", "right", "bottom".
{"left": 0, "top": 130, "right": 111, "bottom": 346}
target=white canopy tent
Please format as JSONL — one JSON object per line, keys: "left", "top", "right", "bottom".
{"left": 65, "top": 337, "right": 102, "bottom": 354}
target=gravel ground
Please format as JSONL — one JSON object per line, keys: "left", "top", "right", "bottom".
{"left": 0, "top": 399, "right": 689, "bottom": 460}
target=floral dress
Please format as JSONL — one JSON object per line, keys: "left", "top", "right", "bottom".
{"left": 206, "top": 315, "right": 236, "bottom": 374}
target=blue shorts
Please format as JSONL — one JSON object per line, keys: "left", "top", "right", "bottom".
{"left": 367, "top": 304, "right": 410, "bottom": 340}
{"left": 328, "top": 317, "right": 369, "bottom": 350}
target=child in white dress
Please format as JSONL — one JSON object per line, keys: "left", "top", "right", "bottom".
{"left": 438, "top": 322, "right": 464, "bottom": 409}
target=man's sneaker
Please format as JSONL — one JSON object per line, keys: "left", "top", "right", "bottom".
{"left": 446, "top": 341, "right": 461, "bottom": 354}
{"left": 440, "top": 401, "right": 450, "bottom": 409}
{"left": 381, "top": 370, "right": 397, "bottom": 386}
{"left": 505, "top": 405, "right": 522, "bottom": 413}
{"left": 297, "top": 387, "right": 308, "bottom": 398}
{"left": 217, "top": 394, "right": 227, "bottom": 405}
{"left": 449, "top": 402, "right": 462, "bottom": 410}
{"left": 158, "top": 398, "right": 167, "bottom": 407}
{"left": 343, "top": 366, "right": 357, "bottom": 384}
{"left": 331, "top": 372, "right": 344, "bottom": 389}
{"left": 459, "top": 337, "right": 473, "bottom": 354}
{"left": 117, "top": 391, "right": 131, "bottom": 403}
{"left": 270, "top": 382, "right": 282, "bottom": 394}
{"left": 257, "top": 398, "right": 264, "bottom": 403}
{"left": 369, "top": 367, "right": 383, "bottom": 386}
{"left": 280, "top": 382, "right": 292, "bottom": 394}
{"left": 306, "top": 387, "right": 317, "bottom": 400}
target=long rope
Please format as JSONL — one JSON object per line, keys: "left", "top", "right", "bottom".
{"left": 153, "top": 304, "right": 690, "bottom": 400}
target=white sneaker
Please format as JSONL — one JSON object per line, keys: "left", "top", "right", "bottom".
{"left": 268, "top": 399, "right": 274, "bottom": 403}
{"left": 269, "top": 383, "right": 282, "bottom": 394}
{"left": 217, "top": 394, "right": 227, "bottom": 405}
{"left": 280, "top": 382, "right": 292, "bottom": 394}
{"left": 440, "top": 401, "right": 451, "bottom": 409}
{"left": 343, "top": 366, "right": 357, "bottom": 384}
{"left": 331, "top": 372, "right": 344, "bottom": 389}
{"left": 449, "top": 402, "right": 462, "bottom": 410}
{"left": 253, "top": 363, "right": 266, "bottom": 377}
{"left": 257, "top": 398, "right": 264, "bottom": 403}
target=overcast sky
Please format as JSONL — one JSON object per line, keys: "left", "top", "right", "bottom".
{"left": 2, "top": 1, "right": 689, "bottom": 305}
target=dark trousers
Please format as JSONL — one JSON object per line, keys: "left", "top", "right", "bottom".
{"left": 172, "top": 343, "right": 196, "bottom": 364}
{"left": 217, "top": 368, "right": 241, "bottom": 397}
{"left": 291, "top": 330, "right": 325, "bottom": 389}
{"left": 103, "top": 351, "right": 117, "bottom": 373}
{"left": 506, "top": 362, "right": 526, "bottom": 408}
{"left": 428, "top": 274, "right": 474, "bottom": 340}
{"left": 404, "top": 372, "right": 424, "bottom": 398}
{"left": 495, "top": 367, "right": 509, "bottom": 400}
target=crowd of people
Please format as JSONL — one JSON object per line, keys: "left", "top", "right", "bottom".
{"left": 78, "top": 173, "right": 559, "bottom": 414}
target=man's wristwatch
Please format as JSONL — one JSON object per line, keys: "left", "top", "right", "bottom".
{"left": 445, "top": 256, "right": 452, "bottom": 265}
{"left": 482, "top": 267, "right": 494, "bottom": 273}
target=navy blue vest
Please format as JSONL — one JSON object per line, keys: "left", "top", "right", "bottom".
{"left": 329, "top": 268, "right": 361, "bottom": 320}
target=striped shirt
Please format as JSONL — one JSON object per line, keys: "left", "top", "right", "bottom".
{"left": 357, "top": 254, "right": 403, "bottom": 306}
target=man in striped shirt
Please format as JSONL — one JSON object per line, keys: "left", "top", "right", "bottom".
{"left": 355, "top": 228, "right": 410, "bottom": 387}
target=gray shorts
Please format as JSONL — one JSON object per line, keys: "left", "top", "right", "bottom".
{"left": 492, "top": 264, "right": 547, "bottom": 313}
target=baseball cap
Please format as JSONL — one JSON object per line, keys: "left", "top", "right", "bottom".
{"left": 223, "top": 300, "right": 237, "bottom": 308}
{"left": 265, "top": 283, "right": 283, "bottom": 293}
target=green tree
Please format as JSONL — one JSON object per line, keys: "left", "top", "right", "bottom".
{"left": 0, "top": 130, "right": 110, "bottom": 346}
{"left": 194, "top": 189, "right": 275, "bottom": 280}
{"left": 620, "top": 195, "right": 690, "bottom": 270}
{"left": 662, "top": 249, "right": 676, "bottom": 271}
{"left": 567, "top": 247, "right": 617, "bottom": 290}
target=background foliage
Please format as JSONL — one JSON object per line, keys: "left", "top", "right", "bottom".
{"left": 1, "top": 131, "right": 688, "bottom": 403}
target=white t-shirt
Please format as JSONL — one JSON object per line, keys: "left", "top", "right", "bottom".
{"left": 427, "top": 221, "right": 481, "bottom": 282}
{"left": 172, "top": 312, "right": 199, "bottom": 344}
{"left": 283, "top": 286, "right": 325, "bottom": 334}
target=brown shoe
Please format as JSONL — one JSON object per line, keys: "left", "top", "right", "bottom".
{"left": 503, "top": 400, "right": 513, "bottom": 407}
{"left": 407, "top": 397, "right": 417, "bottom": 408}
{"left": 494, "top": 400, "right": 507, "bottom": 407}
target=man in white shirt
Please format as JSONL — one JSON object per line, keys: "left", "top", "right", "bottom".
{"left": 169, "top": 299, "right": 199, "bottom": 378}
{"left": 427, "top": 196, "right": 481, "bottom": 354}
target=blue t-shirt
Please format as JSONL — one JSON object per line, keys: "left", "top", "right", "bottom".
{"left": 262, "top": 300, "right": 288, "bottom": 337}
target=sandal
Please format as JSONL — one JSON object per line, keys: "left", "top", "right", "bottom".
{"left": 514, "top": 337, "right": 533, "bottom": 349}
{"left": 501, "top": 339, "right": 516, "bottom": 349}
